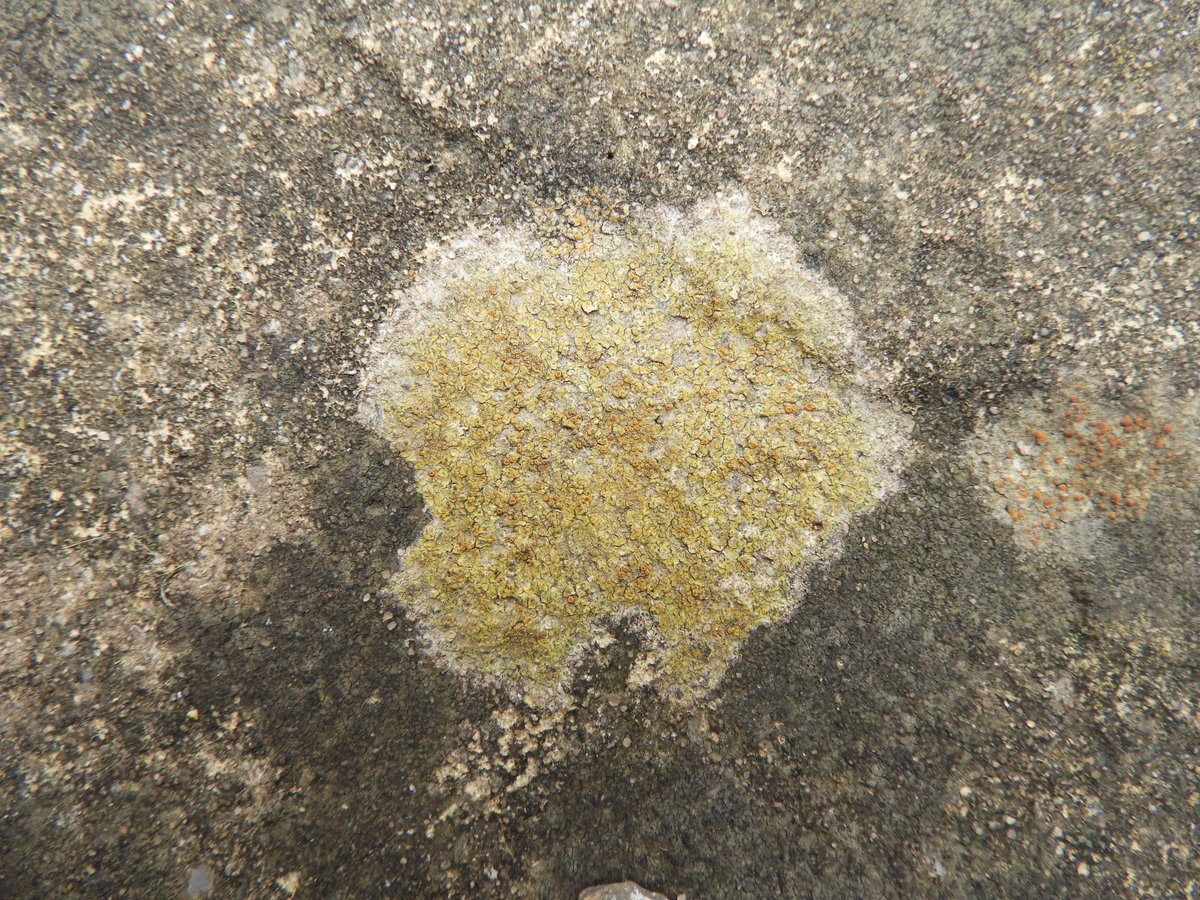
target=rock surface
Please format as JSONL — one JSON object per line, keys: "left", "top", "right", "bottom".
{"left": 1, "top": 0, "right": 1197, "bottom": 897}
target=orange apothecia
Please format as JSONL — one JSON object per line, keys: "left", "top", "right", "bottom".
{"left": 978, "top": 388, "right": 1190, "bottom": 549}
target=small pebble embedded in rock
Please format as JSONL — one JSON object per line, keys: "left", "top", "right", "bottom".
{"left": 186, "top": 864, "right": 214, "bottom": 896}
{"left": 579, "top": 880, "right": 670, "bottom": 900}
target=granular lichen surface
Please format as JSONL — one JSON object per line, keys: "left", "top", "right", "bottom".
{"left": 974, "top": 386, "right": 1195, "bottom": 551}
{"left": 363, "top": 196, "right": 908, "bottom": 701}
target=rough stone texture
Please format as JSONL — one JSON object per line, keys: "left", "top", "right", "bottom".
{"left": 1, "top": 1, "right": 1197, "bottom": 898}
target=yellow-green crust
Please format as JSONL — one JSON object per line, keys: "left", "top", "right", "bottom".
{"left": 362, "top": 195, "right": 908, "bottom": 703}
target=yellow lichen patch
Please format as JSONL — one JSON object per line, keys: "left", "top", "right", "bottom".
{"left": 974, "top": 384, "right": 1196, "bottom": 551}
{"left": 361, "top": 193, "right": 909, "bottom": 704}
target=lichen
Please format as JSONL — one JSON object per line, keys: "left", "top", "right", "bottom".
{"left": 361, "top": 192, "right": 909, "bottom": 703}
{"left": 973, "top": 383, "right": 1196, "bottom": 552}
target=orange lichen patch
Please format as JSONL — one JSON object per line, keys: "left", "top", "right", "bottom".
{"left": 975, "top": 387, "right": 1192, "bottom": 549}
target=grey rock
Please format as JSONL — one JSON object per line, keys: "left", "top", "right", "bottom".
{"left": 186, "top": 864, "right": 214, "bottom": 896}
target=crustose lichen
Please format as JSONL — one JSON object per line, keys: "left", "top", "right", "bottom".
{"left": 362, "top": 193, "right": 909, "bottom": 704}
